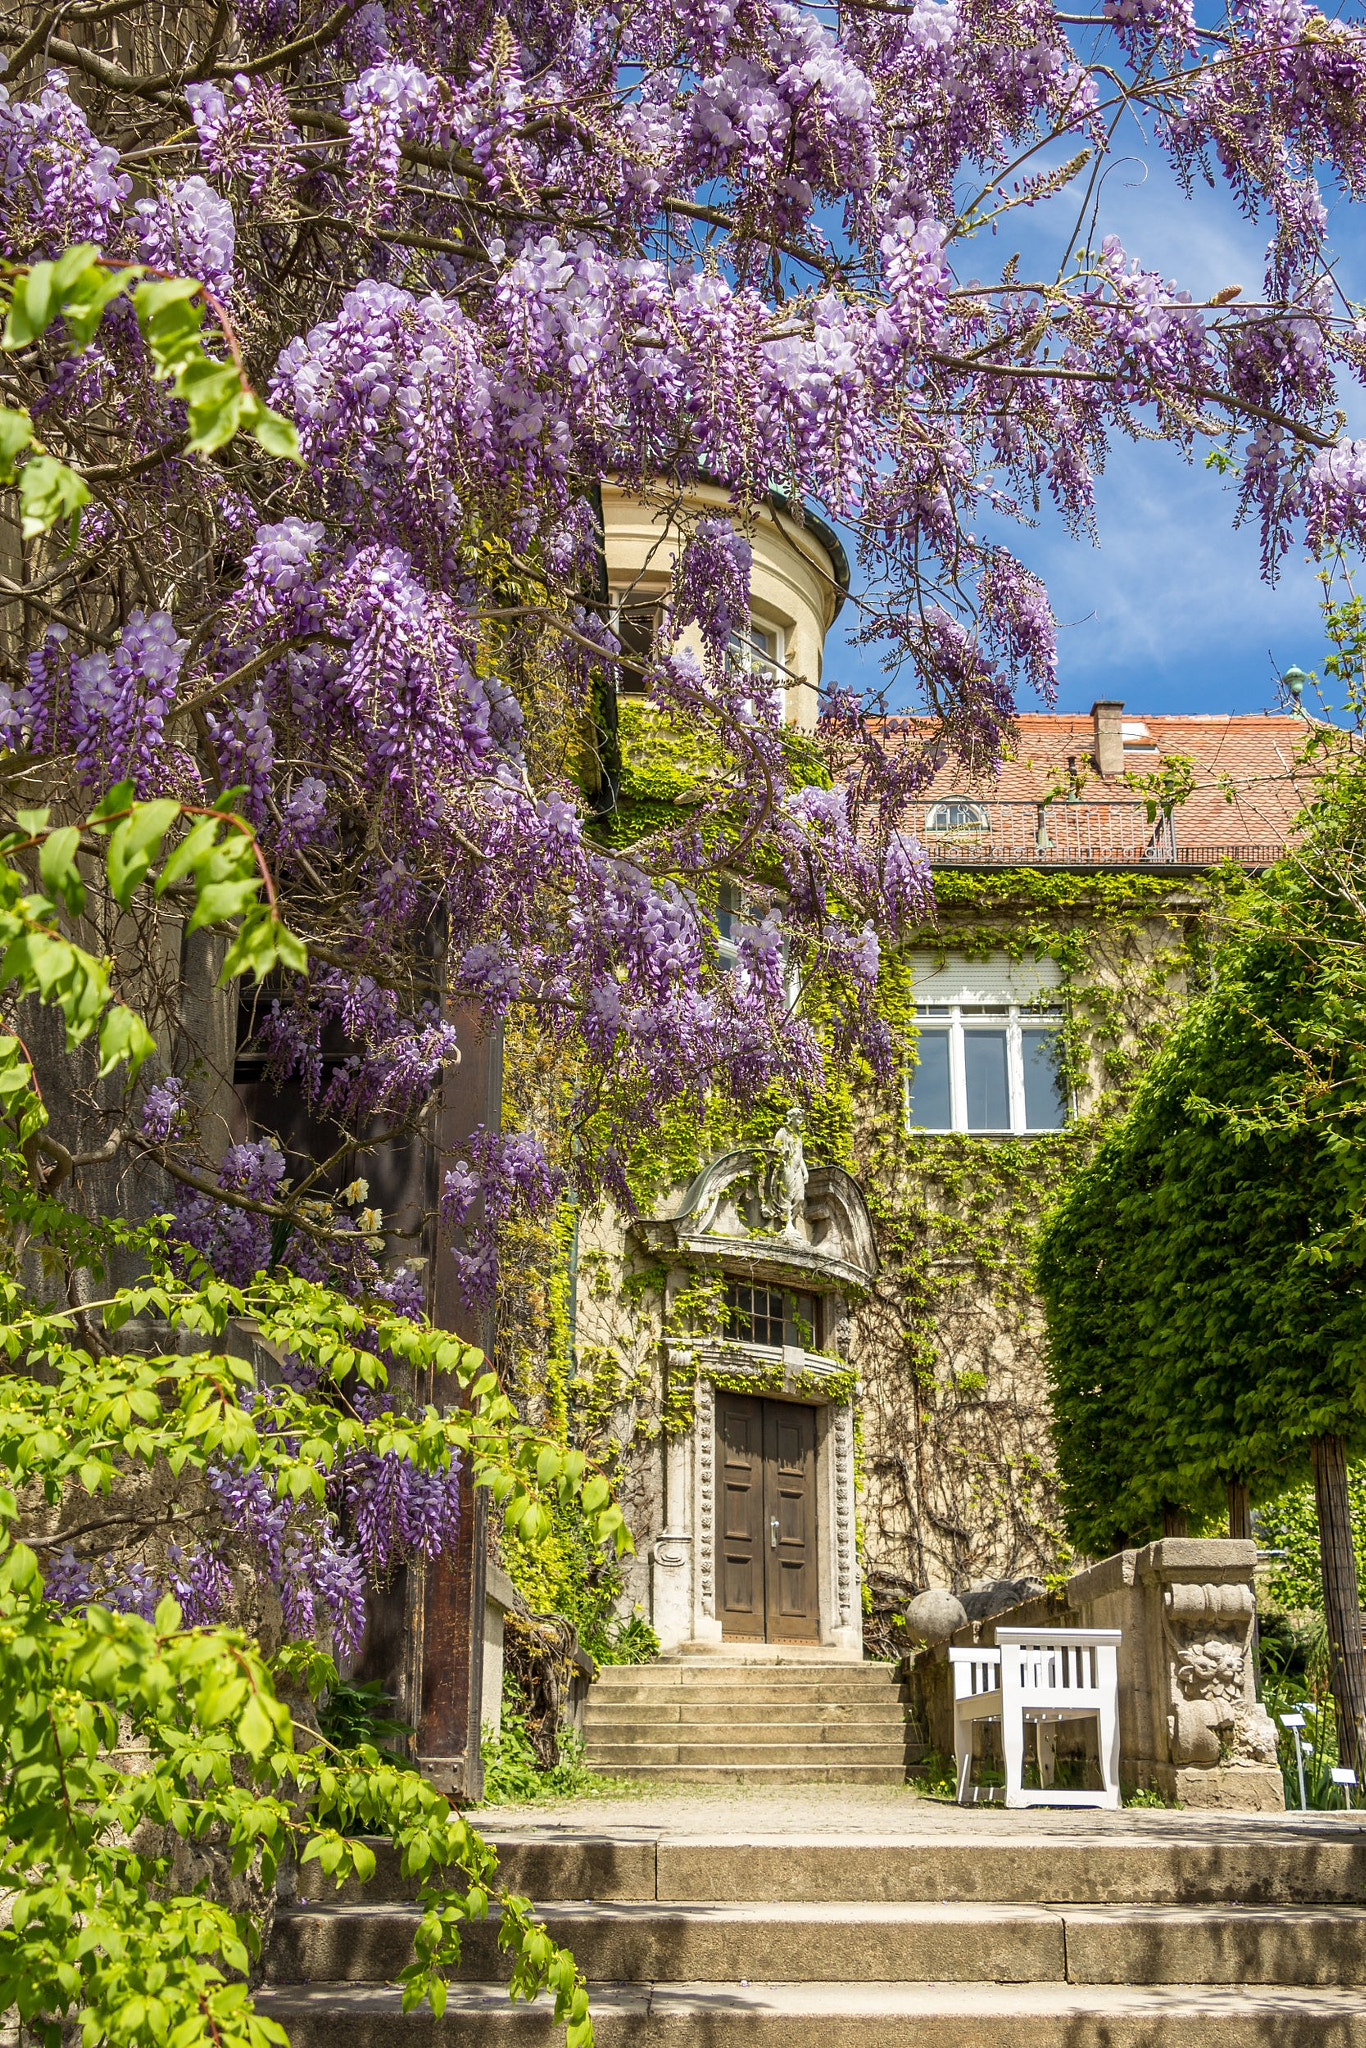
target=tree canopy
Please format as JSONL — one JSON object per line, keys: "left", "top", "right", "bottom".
{"left": 1038, "top": 743, "right": 1366, "bottom": 1555}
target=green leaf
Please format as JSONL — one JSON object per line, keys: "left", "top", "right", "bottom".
{"left": 133, "top": 280, "right": 207, "bottom": 382}
{"left": 97, "top": 1003, "right": 156, "bottom": 1080}
{"left": 219, "top": 908, "right": 307, "bottom": 985}
{"left": 238, "top": 394, "right": 302, "bottom": 463}
{"left": 4, "top": 261, "right": 55, "bottom": 347}
{"left": 51, "top": 243, "right": 102, "bottom": 292}
{"left": 186, "top": 878, "right": 262, "bottom": 935}
{"left": 154, "top": 1593, "right": 183, "bottom": 1633}
{"left": 155, "top": 816, "right": 221, "bottom": 894}
{"left": 181, "top": 360, "right": 246, "bottom": 454}
{"left": 89, "top": 782, "right": 136, "bottom": 829}
{"left": 107, "top": 801, "right": 182, "bottom": 908}
{"left": 38, "top": 825, "right": 83, "bottom": 917}
{"left": 238, "top": 1692, "right": 275, "bottom": 1760}
{"left": 0, "top": 406, "right": 33, "bottom": 483}
{"left": 18, "top": 454, "right": 89, "bottom": 541}
{"left": 2, "top": 1540, "right": 38, "bottom": 1590}
{"left": 58, "top": 261, "right": 138, "bottom": 348}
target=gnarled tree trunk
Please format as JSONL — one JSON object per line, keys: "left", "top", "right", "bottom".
{"left": 1311, "top": 1433, "right": 1366, "bottom": 1776}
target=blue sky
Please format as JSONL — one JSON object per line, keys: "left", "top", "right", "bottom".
{"left": 831, "top": 125, "right": 1363, "bottom": 721}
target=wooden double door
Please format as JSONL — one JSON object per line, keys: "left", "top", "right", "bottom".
{"left": 717, "top": 1393, "right": 819, "bottom": 1641}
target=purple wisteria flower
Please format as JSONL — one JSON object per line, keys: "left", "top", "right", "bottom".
{"left": 135, "top": 175, "right": 237, "bottom": 295}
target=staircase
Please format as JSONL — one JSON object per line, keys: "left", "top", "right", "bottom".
{"left": 582, "top": 1657, "right": 919, "bottom": 1783}
{"left": 260, "top": 1814, "right": 1366, "bottom": 2044}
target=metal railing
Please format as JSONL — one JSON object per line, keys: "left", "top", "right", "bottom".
{"left": 922, "top": 801, "right": 1280, "bottom": 870}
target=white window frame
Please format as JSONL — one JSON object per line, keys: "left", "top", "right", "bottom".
{"left": 728, "top": 617, "right": 788, "bottom": 720}
{"left": 926, "top": 798, "right": 990, "bottom": 836}
{"left": 716, "top": 875, "right": 799, "bottom": 1005}
{"left": 907, "top": 1001, "right": 1069, "bottom": 1135}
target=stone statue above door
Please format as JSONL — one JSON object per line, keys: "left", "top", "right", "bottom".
{"left": 760, "top": 1109, "right": 809, "bottom": 1238}
{"left": 634, "top": 1135, "right": 879, "bottom": 1293}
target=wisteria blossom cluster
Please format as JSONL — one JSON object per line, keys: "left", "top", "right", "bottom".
{"left": 209, "top": 1461, "right": 367, "bottom": 1657}
{"left": 4, "top": 0, "right": 1366, "bottom": 1654}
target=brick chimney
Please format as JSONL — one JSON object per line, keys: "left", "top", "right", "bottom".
{"left": 1091, "top": 699, "right": 1124, "bottom": 779}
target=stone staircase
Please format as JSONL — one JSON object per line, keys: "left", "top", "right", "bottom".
{"left": 581, "top": 1657, "right": 920, "bottom": 1782}
{"left": 259, "top": 1814, "right": 1366, "bottom": 2044}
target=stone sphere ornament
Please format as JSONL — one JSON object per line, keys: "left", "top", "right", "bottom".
{"left": 903, "top": 1589, "right": 968, "bottom": 1645}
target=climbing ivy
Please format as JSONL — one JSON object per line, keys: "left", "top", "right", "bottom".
{"left": 495, "top": 708, "right": 1231, "bottom": 1633}
{"left": 853, "top": 866, "right": 1215, "bottom": 1595}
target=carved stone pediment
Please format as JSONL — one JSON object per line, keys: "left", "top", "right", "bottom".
{"left": 634, "top": 1145, "right": 880, "bottom": 1291}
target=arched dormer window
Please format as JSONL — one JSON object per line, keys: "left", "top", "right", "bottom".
{"left": 926, "top": 798, "right": 989, "bottom": 835}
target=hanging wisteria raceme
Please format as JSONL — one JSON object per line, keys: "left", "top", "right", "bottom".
{"left": 66, "top": 611, "right": 188, "bottom": 796}
{"left": 209, "top": 1460, "right": 367, "bottom": 1658}
{"left": 2, "top": 0, "right": 1366, "bottom": 1570}
{"left": 135, "top": 175, "right": 237, "bottom": 296}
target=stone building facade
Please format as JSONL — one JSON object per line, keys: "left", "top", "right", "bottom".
{"left": 502, "top": 487, "right": 1319, "bottom": 1659}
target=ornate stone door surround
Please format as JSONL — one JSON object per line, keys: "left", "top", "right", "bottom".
{"left": 650, "top": 1338, "right": 861, "bottom": 1654}
{"left": 634, "top": 1140, "right": 879, "bottom": 1659}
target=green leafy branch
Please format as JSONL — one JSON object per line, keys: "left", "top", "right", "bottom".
{"left": 0, "top": 1256, "right": 628, "bottom": 1560}
{"left": 0, "top": 783, "right": 305, "bottom": 1147}
{"left": 0, "top": 1569, "right": 593, "bottom": 2048}
{"left": 0, "top": 243, "right": 299, "bottom": 541}
{"left": 0, "top": 1253, "right": 617, "bottom": 2048}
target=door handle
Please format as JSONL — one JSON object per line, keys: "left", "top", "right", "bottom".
{"left": 770, "top": 1515, "right": 779, "bottom": 1550}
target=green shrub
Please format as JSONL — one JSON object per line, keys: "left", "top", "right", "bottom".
{"left": 503, "top": 1496, "right": 628, "bottom": 1662}
{"left": 316, "top": 1678, "right": 416, "bottom": 1767}
{"left": 479, "top": 1708, "right": 598, "bottom": 1804}
{"left": 592, "top": 1608, "right": 661, "bottom": 1666}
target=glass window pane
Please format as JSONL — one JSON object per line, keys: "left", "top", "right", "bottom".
{"left": 726, "top": 1280, "right": 785, "bottom": 1344}
{"left": 617, "top": 602, "right": 658, "bottom": 691}
{"left": 963, "top": 1028, "right": 1010, "bottom": 1130}
{"left": 1023, "top": 1027, "right": 1067, "bottom": 1130}
{"left": 786, "top": 1292, "right": 819, "bottom": 1349}
{"left": 909, "top": 1027, "right": 952, "bottom": 1129}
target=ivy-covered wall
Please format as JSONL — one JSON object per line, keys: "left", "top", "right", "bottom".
{"left": 851, "top": 871, "right": 1211, "bottom": 1609}
{"left": 491, "top": 673, "right": 1235, "bottom": 1631}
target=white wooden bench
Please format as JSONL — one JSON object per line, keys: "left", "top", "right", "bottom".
{"left": 948, "top": 1625, "right": 1122, "bottom": 1809}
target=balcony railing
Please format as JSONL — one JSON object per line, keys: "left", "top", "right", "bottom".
{"left": 922, "top": 802, "right": 1281, "bottom": 870}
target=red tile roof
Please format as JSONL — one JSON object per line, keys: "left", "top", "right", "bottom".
{"left": 889, "top": 709, "right": 1329, "bottom": 869}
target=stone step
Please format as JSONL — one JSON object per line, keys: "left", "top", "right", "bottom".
{"left": 256, "top": 1978, "right": 1366, "bottom": 2046}
{"left": 266, "top": 1899, "right": 1366, "bottom": 1989}
{"left": 583, "top": 1717, "right": 911, "bottom": 1744}
{"left": 328, "top": 1827, "right": 1366, "bottom": 1908}
{"left": 582, "top": 1741, "right": 911, "bottom": 1769}
{"left": 591, "top": 1665, "right": 905, "bottom": 1689}
{"left": 586, "top": 1762, "right": 916, "bottom": 1784}
{"left": 586, "top": 1683, "right": 912, "bottom": 1708}
{"left": 584, "top": 1699, "right": 912, "bottom": 1724}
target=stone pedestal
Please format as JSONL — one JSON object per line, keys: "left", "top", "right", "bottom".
{"left": 1064, "top": 1539, "right": 1283, "bottom": 1809}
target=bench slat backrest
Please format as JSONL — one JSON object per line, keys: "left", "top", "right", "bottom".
{"left": 947, "top": 1646, "right": 1001, "bottom": 1701}
{"left": 996, "top": 1627, "right": 1120, "bottom": 1709}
